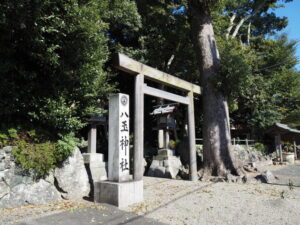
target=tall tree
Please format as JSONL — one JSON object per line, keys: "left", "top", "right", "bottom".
{"left": 188, "top": 0, "right": 243, "bottom": 176}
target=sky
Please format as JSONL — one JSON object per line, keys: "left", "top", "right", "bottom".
{"left": 274, "top": 0, "right": 300, "bottom": 70}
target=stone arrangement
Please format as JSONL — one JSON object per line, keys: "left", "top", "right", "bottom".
{"left": 0, "top": 146, "right": 90, "bottom": 208}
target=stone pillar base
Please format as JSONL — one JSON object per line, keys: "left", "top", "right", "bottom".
{"left": 94, "top": 180, "right": 143, "bottom": 208}
{"left": 147, "top": 149, "right": 182, "bottom": 179}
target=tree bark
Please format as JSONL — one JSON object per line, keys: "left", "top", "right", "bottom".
{"left": 189, "top": 0, "right": 243, "bottom": 177}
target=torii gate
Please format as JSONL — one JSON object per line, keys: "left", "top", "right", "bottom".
{"left": 113, "top": 53, "right": 201, "bottom": 181}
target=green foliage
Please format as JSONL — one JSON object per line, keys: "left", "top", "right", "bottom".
{"left": 217, "top": 38, "right": 253, "bottom": 96}
{"left": 282, "top": 108, "right": 300, "bottom": 127}
{"left": 253, "top": 142, "right": 267, "bottom": 154}
{"left": 38, "top": 97, "right": 85, "bottom": 134}
{"left": 55, "top": 133, "right": 80, "bottom": 162}
{"left": 6, "top": 128, "right": 80, "bottom": 177}
{"left": 0, "top": 0, "right": 115, "bottom": 135}
{"left": 0, "top": 128, "right": 20, "bottom": 148}
{"left": 8, "top": 128, "right": 18, "bottom": 139}
{"left": 12, "top": 141, "right": 57, "bottom": 177}
{"left": 0, "top": 133, "right": 9, "bottom": 148}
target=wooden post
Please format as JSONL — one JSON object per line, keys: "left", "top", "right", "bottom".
{"left": 279, "top": 143, "right": 283, "bottom": 163}
{"left": 246, "top": 139, "right": 249, "bottom": 148}
{"left": 134, "top": 74, "right": 144, "bottom": 181}
{"left": 278, "top": 134, "right": 283, "bottom": 163}
{"left": 233, "top": 138, "right": 236, "bottom": 146}
{"left": 275, "top": 134, "right": 280, "bottom": 160}
{"left": 294, "top": 140, "right": 297, "bottom": 160}
{"left": 187, "top": 91, "right": 197, "bottom": 181}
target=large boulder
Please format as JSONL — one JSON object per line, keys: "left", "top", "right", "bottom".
{"left": 0, "top": 146, "right": 61, "bottom": 208}
{"left": 0, "top": 180, "right": 61, "bottom": 208}
{"left": 54, "top": 147, "right": 90, "bottom": 200}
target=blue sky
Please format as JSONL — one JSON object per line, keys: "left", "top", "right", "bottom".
{"left": 274, "top": 0, "right": 300, "bottom": 70}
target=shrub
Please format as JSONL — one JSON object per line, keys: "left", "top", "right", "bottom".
{"left": 254, "top": 142, "right": 267, "bottom": 155}
{"left": 12, "top": 140, "right": 58, "bottom": 177}
{"left": 0, "top": 133, "right": 9, "bottom": 148}
{"left": 0, "top": 128, "right": 19, "bottom": 148}
{"left": 55, "top": 133, "right": 80, "bottom": 162}
{"left": 11, "top": 130, "right": 80, "bottom": 177}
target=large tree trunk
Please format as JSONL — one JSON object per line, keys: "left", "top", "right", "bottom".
{"left": 189, "top": 1, "right": 243, "bottom": 177}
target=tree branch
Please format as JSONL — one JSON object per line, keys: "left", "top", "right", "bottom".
{"left": 231, "top": 0, "right": 267, "bottom": 38}
{"left": 225, "top": 13, "right": 236, "bottom": 40}
{"left": 247, "top": 22, "right": 251, "bottom": 45}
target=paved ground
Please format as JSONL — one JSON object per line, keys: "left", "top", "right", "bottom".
{"left": 272, "top": 163, "right": 300, "bottom": 186}
{"left": 1, "top": 162, "right": 299, "bottom": 225}
{"left": 16, "top": 204, "right": 165, "bottom": 225}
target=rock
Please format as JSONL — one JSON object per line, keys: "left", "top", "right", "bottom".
{"left": 54, "top": 147, "right": 90, "bottom": 200}
{"left": 177, "top": 165, "right": 189, "bottom": 180}
{"left": 225, "top": 174, "right": 238, "bottom": 183}
{"left": 0, "top": 145, "right": 91, "bottom": 208}
{"left": 0, "top": 180, "right": 61, "bottom": 208}
{"left": 3, "top": 146, "right": 13, "bottom": 153}
{"left": 0, "top": 181, "right": 9, "bottom": 199}
{"left": 241, "top": 174, "right": 258, "bottom": 184}
{"left": 243, "top": 165, "right": 256, "bottom": 173}
{"left": 232, "top": 145, "right": 275, "bottom": 167}
{"left": 147, "top": 154, "right": 182, "bottom": 179}
{"left": 0, "top": 160, "right": 34, "bottom": 189}
{"left": 0, "top": 162, "right": 5, "bottom": 171}
{"left": 44, "top": 170, "right": 55, "bottom": 185}
{"left": 257, "top": 170, "right": 277, "bottom": 183}
{"left": 242, "top": 175, "right": 249, "bottom": 183}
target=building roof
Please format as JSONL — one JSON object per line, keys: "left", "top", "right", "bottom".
{"left": 268, "top": 122, "right": 300, "bottom": 135}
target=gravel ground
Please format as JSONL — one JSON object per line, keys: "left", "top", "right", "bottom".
{"left": 1, "top": 162, "right": 299, "bottom": 225}
{"left": 125, "top": 162, "right": 300, "bottom": 225}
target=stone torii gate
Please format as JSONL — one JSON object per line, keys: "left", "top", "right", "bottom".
{"left": 113, "top": 53, "right": 201, "bottom": 181}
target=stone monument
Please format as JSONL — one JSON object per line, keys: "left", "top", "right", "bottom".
{"left": 94, "top": 93, "right": 143, "bottom": 208}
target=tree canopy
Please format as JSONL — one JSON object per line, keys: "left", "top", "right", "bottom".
{"left": 0, "top": 0, "right": 299, "bottom": 137}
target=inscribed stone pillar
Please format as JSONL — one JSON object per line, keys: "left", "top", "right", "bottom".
{"left": 108, "top": 93, "right": 130, "bottom": 182}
